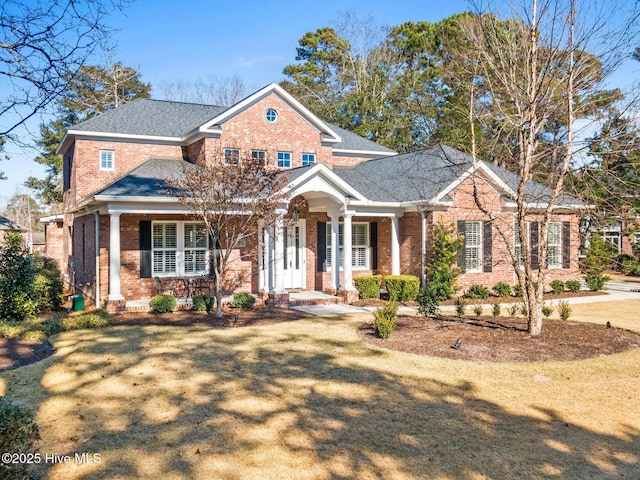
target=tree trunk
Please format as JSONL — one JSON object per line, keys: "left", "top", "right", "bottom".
{"left": 523, "top": 279, "right": 544, "bottom": 335}
{"left": 215, "top": 291, "right": 223, "bottom": 318}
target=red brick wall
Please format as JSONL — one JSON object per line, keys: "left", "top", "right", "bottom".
{"left": 44, "top": 220, "right": 65, "bottom": 274}
{"left": 69, "top": 139, "right": 183, "bottom": 204}
{"left": 72, "top": 213, "right": 97, "bottom": 303}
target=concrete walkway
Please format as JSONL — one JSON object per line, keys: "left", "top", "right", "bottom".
{"left": 291, "top": 280, "right": 640, "bottom": 316}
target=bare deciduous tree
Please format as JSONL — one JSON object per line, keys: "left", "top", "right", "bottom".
{"left": 166, "top": 155, "right": 290, "bottom": 317}
{"left": 158, "top": 75, "right": 247, "bottom": 107}
{"left": 0, "top": 0, "right": 129, "bottom": 137}
{"left": 456, "top": 0, "right": 639, "bottom": 334}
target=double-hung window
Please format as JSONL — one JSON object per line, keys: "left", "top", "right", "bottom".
{"left": 302, "top": 153, "right": 316, "bottom": 166}
{"left": 464, "top": 221, "right": 482, "bottom": 272}
{"left": 100, "top": 150, "right": 114, "bottom": 171}
{"left": 184, "top": 223, "right": 208, "bottom": 275}
{"left": 277, "top": 151, "right": 291, "bottom": 168}
{"left": 153, "top": 222, "right": 208, "bottom": 276}
{"left": 251, "top": 149, "right": 266, "bottom": 166}
{"left": 153, "top": 223, "right": 177, "bottom": 275}
{"left": 514, "top": 221, "right": 529, "bottom": 268}
{"left": 224, "top": 148, "right": 240, "bottom": 165}
{"left": 547, "top": 222, "right": 562, "bottom": 268}
{"left": 326, "top": 222, "right": 369, "bottom": 269}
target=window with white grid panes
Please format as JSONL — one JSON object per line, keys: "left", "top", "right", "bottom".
{"left": 547, "top": 222, "right": 562, "bottom": 268}
{"left": 326, "top": 222, "right": 368, "bottom": 269}
{"left": 465, "top": 221, "right": 482, "bottom": 272}
{"left": 153, "top": 222, "right": 208, "bottom": 276}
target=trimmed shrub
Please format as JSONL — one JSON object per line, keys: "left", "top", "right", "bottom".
{"left": 32, "top": 255, "right": 64, "bottom": 312}
{"left": 0, "top": 397, "right": 40, "bottom": 479}
{"left": 372, "top": 301, "right": 399, "bottom": 339}
{"left": 512, "top": 284, "right": 523, "bottom": 297}
{"left": 62, "top": 309, "right": 113, "bottom": 330}
{"left": 232, "top": 292, "right": 255, "bottom": 310}
{"left": 550, "top": 280, "right": 565, "bottom": 295}
{"left": 558, "top": 300, "right": 572, "bottom": 321}
{"left": 384, "top": 275, "right": 420, "bottom": 302}
{"left": 566, "top": 280, "right": 581, "bottom": 293}
{"left": 192, "top": 294, "right": 213, "bottom": 312}
{"left": 455, "top": 298, "right": 466, "bottom": 317}
{"left": 353, "top": 275, "right": 382, "bottom": 299}
{"left": 466, "top": 284, "right": 490, "bottom": 300}
{"left": 473, "top": 304, "right": 483, "bottom": 317}
{"left": 493, "top": 282, "right": 512, "bottom": 298}
{"left": 542, "top": 303, "right": 554, "bottom": 318}
{"left": 616, "top": 254, "right": 639, "bottom": 276}
{"left": 0, "top": 232, "right": 36, "bottom": 321}
{"left": 150, "top": 294, "right": 177, "bottom": 313}
{"left": 416, "top": 288, "right": 439, "bottom": 316}
{"left": 492, "top": 303, "right": 501, "bottom": 317}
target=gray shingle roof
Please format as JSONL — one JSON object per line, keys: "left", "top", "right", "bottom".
{"left": 0, "top": 215, "right": 25, "bottom": 231}
{"left": 96, "top": 158, "right": 192, "bottom": 197}
{"left": 72, "top": 99, "right": 227, "bottom": 137}
{"left": 325, "top": 123, "right": 396, "bottom": 154}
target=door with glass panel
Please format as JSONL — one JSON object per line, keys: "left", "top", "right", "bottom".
{"left": 283, "top": 220, "right": 306, "bottom": 289}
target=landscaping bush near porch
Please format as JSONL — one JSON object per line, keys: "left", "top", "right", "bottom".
{"left": 353, "top": 275, "right": 382, "bottom": 299}
{"left": 384, "top": 275, "right": 419, "bottom": 301}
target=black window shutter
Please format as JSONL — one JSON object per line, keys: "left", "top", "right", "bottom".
{"left": 483, "top": 221, "right": 492, "bottom": 272}
{"left": 370, "top": 222, "right": 378, "bottom": 271}
{"left": 530, "top": 221, "right": 539, "bottom": 270}
{"left": 140, "top": 221, "right": 152, "bottom": 278}
{"left": 457, "top": 220, "right": 466, "bottom": 272}
{"left": 317, "top": 222, "right": 327, "bottom": 272}
{"left": 562, "top": 221, "right": 571, "bottom": 269}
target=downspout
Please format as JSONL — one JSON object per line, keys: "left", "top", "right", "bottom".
{"left": 85, "top": 207, "right": 100, "bottom": 308}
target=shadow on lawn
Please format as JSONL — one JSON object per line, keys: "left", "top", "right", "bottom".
{"left": 14, "top": 322, "right": 640, "bottom": 479}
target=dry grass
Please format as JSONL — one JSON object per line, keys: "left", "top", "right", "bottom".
{"left": 1, "top": 302, "right": 639, "bottom": 479}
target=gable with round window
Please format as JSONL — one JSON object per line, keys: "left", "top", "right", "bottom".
{"left": 265, "top": 108, "right": 278, "bottom": 123}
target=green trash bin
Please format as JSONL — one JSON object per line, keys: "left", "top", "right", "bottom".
{"left": 72, "top": 294, "right": 85, "bottom": 311}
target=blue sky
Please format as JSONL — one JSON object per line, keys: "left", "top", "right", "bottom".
{"left": 2, "top": 0, "right": 639, "bottom": 209}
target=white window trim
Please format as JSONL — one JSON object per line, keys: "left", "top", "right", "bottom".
{"left": 547, "top": 222, "right": 562, "bottom": 269}
{"left": 100, "top": 150, "right": 114, "bottom": 171}
{"left": 152, "top": 221, "right": 208, "bottom": 277}
{"left": 251, "top": 149, "right": 266, "bottom": 166}
{"left": 224, "top": 148, "right": 240, "bottom": 165}
{"left": 465, "top": 221, "right": 482, "bottom": 273}
{"left": 326, "top": 222, "right": 370, "bottom": 271}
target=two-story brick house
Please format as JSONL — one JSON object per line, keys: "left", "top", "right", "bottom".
{"left": 52, "top": 83, "right": 583, "bottom": 312}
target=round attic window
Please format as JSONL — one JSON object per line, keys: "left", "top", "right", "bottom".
{"left": 265, "top": 108, "right": 278, "bottom": 123}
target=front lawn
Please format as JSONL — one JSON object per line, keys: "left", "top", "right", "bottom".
{"left": 1, "top": 300, "right": 639, "bottom": 479}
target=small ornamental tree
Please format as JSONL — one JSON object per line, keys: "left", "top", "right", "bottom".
{"left": 581, "top": 233, "right": 614, "bottom": 291}
{"left": 0, "top": 231, "right": 37, "bottom": 321}
{"left": 425, "top": 222, "right": 463, "bottom": 300}
{"left": 167, "top": 154, "right": 290, "bottom": 317}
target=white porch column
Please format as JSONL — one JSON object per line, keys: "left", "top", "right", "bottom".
{"left": 329, "top": 214, "right": 340, "bottom": 290}
{"left": 258, "top": 223, "right": 265, "bottom": 292}
{"left": 391, "top": 214, "right": 401, "bottom": 276}
{"left": 341, "top": 212, "right": 355, "bottom": 290}
{"left": 108, "top": 212, "right": 124, "bottom": 301}
{"left": 264, "top": 223, "right": 274, "bottom": 292}
{"left": 272, "top": 210, "right": 286, "bottom": 294}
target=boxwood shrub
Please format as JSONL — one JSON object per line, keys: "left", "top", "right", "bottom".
{"left": 493, "top": 282, "right": 512, "bottom": 298}
{"left": 550, "top": 280, "right": 565, "bottom": 295}
{"left": 232, "top": 292, "right": 256, "bottom": 310}
{"left": 150, "top": 294, "right": 177, "bottom": 313}
{"left": 353, "top": 275, "right": 382, "bottom": 299}
{"left": 566, "top": 279, "right": 581, "bottom": 293}
{"left": 384, "top": 275, "right": 420, "bottom": 301}
{"left": 465, "top": 284, "right": 490, "bottom": 299}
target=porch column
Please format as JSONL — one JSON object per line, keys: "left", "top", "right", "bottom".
{"left": 329, "top": 214, "right": 340, "bottom": 290}
{"left": 258, "top": 223, "right": 266, "bottom": 292}
{"left": 272, "top": 210, "right": 286, "bottom": 294}
{"left": 264, "top": 223, "right": 274, "bottom": 292}
{"left": 107, "top": 212, "right": 124, "bottom": 300}
{"left": 341, "top": 212, "right": 355, "bottom": 290}
{"left": 391, "top": 213, "right": 401, "bottom": 276}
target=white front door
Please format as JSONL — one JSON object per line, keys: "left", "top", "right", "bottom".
{"left": 283, "top": 219, "right": 306, "bottom": 289}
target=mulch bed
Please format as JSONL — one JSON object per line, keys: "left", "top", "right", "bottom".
{"left": 358, "top": 314, "right": 640, "bottom": 362}
{"left": 0, "top": 338, "right": 56, "bottom": 372}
